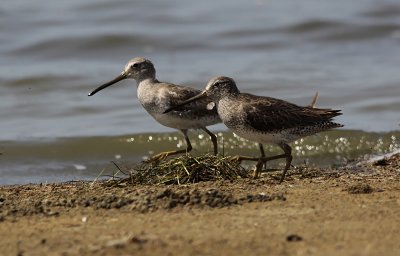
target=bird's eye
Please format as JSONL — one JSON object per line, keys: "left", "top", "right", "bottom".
{"left": 131, "top": 63, "right": 139, "bottom": 68}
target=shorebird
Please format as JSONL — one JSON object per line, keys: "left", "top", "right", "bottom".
{"left": 88, "top": 57, "right": 221, "bottom": 161}
{"left": 164, "top": 76, "right": 343, "bottom": 182}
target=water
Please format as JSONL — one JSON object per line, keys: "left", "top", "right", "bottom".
{"left": 0, "top": 0, "right": 399, "bottom": 184}
{"left": 1, "top": 130, "right": 399, "bottom": 185}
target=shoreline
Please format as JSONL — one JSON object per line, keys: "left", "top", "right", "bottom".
{"left": 0, "top": 153, "right": 399, "bottom": 255}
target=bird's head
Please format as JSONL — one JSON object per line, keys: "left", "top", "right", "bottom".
{"left": 88, "top": 57, "right": 155, "bottom": 96}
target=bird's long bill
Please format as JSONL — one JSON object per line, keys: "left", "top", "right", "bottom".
{"left": 163, "top": 91, "right": 207, "bottom": 114}
{"left": 88, "top": 72, "right": 127, "bottom": 96}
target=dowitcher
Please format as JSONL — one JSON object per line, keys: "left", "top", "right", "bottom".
{"left": 88, "top": 57, "right": 221, "bottom": 161}
{"left": 164, "top": 76, "right": 343, "bottom": 182}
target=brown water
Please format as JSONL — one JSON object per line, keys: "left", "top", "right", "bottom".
{"left": 0, "top": 0, "right": 399, "bottom": 184}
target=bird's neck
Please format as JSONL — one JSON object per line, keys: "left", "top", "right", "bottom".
{"left": 222, "top": 91, "right": 239, "bottom": 100}
{"left": 136, "top": 77, "right": 158, "bottom": 87}
{"left": 215, "top": 92, "right": 238, "bottom": 108}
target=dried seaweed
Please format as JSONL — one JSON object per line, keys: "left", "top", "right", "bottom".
{"left": 105, "top": 154, "right": 249, "bottom": 186}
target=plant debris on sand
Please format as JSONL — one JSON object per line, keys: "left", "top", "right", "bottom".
{"left": 1, "top": 154, "right": 400, "bottom": 256}
{"left": 107, "top": 154, "right": 249, "bottom": 186}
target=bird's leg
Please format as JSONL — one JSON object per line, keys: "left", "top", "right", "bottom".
{"left": 230, "top": 155, "right": 260, "bottom": 163}
{"left": 252, "top": 153, "right": 288, "bottom": 178}
{"left": 231, "top": 143, "right": 271, "bottom": 165}
{"left": 201, "top": 127, "right": 218, "bottom": 155}
{"left": 231, "top": 143, "right": 264, "bottom": 163}
{"left": 253, "top": 143, "right": 266, "bottom": 178}
{"left": 231, "top": 143, "right": 290, "bottom": 180}
{"left": 148, "top": 129, "right": 192, "bottom": 162}
{"left": 253, "top": 144, "right": 293, "bottom": 178}
{"left": 278, "top": 143, "right": 293, "bottom": 183}
{"left": 259, "top": 143, "right": 266, "bottom": 158}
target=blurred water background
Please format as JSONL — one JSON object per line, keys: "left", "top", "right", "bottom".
{"left": 0, "top": 0, "right": 399, "bottom": 184}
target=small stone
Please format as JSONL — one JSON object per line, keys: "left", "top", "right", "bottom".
{"left": 286, "top": 234, "right": 303, "bottom": 242}
{"left": 374, "top": 158, "right": 390, "bottom": 166}
{"left": 347, "top": 184, "right": 373, "bottom": 194}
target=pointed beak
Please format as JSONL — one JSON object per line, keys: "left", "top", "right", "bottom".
{"left": 88, "top": 72, "right": 127, "bottom": 96}
{"left": 163, "top": 91, "right": 208, "bottom": 114}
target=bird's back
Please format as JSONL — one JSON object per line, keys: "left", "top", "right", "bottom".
{"left": 218, "top": 93, "right": 342, "bottom": 143}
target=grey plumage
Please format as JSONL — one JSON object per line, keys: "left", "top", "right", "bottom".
{"left": 89, "top": 57, "right": 221, "bottom": 160}
{"left": 164, "top": 76, "right": 343, "bottom": 182}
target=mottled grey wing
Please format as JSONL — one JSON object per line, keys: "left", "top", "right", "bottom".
{"left": 162, "top": 83, "right": 219, "bottom": 117}
{"left": 242, "top": 94, "right": 341, "bottom": 132}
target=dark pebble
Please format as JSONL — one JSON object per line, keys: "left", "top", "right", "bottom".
{"left": 286, "top": 234, "right": 303, "bottom": 242}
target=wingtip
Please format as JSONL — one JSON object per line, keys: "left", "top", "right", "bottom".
{"left": 334, "top": 122, "right": 345, "bottom": 128}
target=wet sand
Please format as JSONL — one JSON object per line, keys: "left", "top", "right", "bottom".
{"left": 1, "top": 154, "right": 399, "bottom": 256}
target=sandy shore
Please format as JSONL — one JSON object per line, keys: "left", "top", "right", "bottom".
{"left": 1, "top": 154, "right": 399, "bottom": 256}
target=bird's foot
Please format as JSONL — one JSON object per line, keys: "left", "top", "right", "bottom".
{"left": 252, "top": 169, "right": 260, "bottom": 179}
{"left": 252, "top": 159, "right": 265, "bottom": 179}
{"left": 144, "top": 149, "right": 191, "bottom": 163}
{"left": 145, "top": 151, "right": 174, "bottom": 163}
{"left": 229, "top": 155, "right": 243, "bottom": 163}
{"left": 229, "top": 155, "right": 260, "bottom": 163}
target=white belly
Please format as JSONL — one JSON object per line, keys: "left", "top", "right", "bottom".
{"left": 232, "top": 126, "right": 285, "bottom": 145}
{"left": 151, "top": 112, "right": 213, "bottom": 130}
